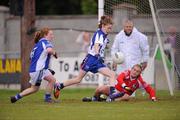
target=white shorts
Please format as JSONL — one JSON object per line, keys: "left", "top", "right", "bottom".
{"left": 29, "top": 69, "right": 51, "bottom": 86}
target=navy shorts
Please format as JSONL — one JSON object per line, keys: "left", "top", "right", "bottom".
{"left": 81, "top": 54, "right": 106, "bottom": 73}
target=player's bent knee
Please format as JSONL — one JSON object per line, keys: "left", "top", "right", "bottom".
{"left": 96, "top": 86, "right": 104, "bottom": 92}
{"left": 31, "top": 86, "right": 39, "bottom": 92}
{"left": 98, "top": 86, "right": 109, "bottom": 94}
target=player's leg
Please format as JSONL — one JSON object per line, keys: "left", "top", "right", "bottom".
{"left": 63, "top": 69, "right": 87, "bottom": 87}
{"left": 91, "top": 85, "right": 109, "bottom": 101}
{"left": 55, "top": 69, "right": 86, "bottom": 89}
{"left": 114, "top": 93, "right": 130, "bottom": 101}
{"left": 82, "top": 85, "right": 109, "bottom": 102}
{"left": 19, "top": 85, "right": 39, "bottom": 97}
{"left": 10, "top": 85, "right": 39, "bottom": 103}
{"left": 53, "top": 54, "right": 90, "bottom": 98}
{"left": 94, "top": 85, "right": 109, "bottom": 98}
{"left": 98, "top": 67, "right": 116, "bottom": 95}
{"left": 43, "top": 70, "right": 56, "bottom": 102}
{"left": 98, "top": 67, "right": 115, "bottom": 86}
{"left": 54, "top": 69, "right": 87, "bottom": 98}
{"left": 60, "top": 54, "right": 97, "bottom": 88}
{"left": 10, "top": 70, "right": 43, "bottom": 103}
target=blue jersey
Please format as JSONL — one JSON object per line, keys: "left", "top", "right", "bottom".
{"left": 88, "top": 29, "right": 109, "bottom": 58}
{"left": 81, "top": 29, "right": 108, "bottom": 73}
{"left": 29, "top": 38, "right": 53, "bottom": 72}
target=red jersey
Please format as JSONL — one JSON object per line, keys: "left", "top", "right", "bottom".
{"left": 115, "top": 70, "right": 156, "bottom": 99}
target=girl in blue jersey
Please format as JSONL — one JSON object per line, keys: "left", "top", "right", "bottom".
{"left": 10, "top": 27, "right": 58, "bottom": 103}
{"left": 54, "top": 16, "right": 116, "bottom": 100}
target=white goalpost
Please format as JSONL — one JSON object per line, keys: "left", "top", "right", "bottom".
{"left": 148, "top": 0, "right": 173, "bottom": 95}
{"left": 98, "top": 0, "right": 104, "bottom": 22}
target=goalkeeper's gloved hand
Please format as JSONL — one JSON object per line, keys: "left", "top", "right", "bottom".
{"left": 151, "top": 97, "right": 157, "bottom": 102}
{"left": 123, "top": 86, "right": 133, "bottom": 93}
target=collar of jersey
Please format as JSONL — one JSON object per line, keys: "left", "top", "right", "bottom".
{"left": 39, "top": 37, "right": 47, "bottom": 41}
{"left": 99, "top": 29, "right": 107, "bottom": 37}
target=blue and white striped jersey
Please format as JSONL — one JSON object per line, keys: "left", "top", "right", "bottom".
{"left": 88, "top": 29, "right": 109, "bottom": 58}
{"left": 29, "top": 38, "right": 53, "bottom": 72}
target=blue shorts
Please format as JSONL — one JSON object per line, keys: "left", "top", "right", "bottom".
{"left": 81, "top": 54, "right": 106, "bottom": 73}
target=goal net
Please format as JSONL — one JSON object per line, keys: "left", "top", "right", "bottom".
{"left": 101, "top": 0, "right": 180, "bottom": 93}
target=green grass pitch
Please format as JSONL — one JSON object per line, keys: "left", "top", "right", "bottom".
{"left": 0, "top": 88, "right": 180, "bottom": 120}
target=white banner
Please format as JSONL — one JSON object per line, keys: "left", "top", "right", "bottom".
{"left": 49, "top": 57, "right": 154, "bottom": 86}
{"left": 50, "top": 57, "right": 111, "bottom": 85}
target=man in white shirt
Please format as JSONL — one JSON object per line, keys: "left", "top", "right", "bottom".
{"left": 111, "top": 20, "right": 149, "bottom": 97}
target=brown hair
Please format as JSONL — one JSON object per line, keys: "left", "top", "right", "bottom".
{"left": 98, "top": 15, "right": 113, "bottom": 28}
{"left": 133, "top": 64, "right": 143, "bottom": 71}
{"left": 34, "top": 27, "right": 50, "bottom": 43}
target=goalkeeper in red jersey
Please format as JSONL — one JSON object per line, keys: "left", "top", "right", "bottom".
{"left": 82, "top": 64, "right": 157, "bottom": 102}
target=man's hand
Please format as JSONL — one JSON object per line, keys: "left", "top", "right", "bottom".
{"left": 112, "top": 62, "right": 117, "bottom": 71}
{"left": 140, "top": 62, "right": 147, "bottom": 71}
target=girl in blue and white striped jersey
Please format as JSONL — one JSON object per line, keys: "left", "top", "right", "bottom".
{"left": 11, "top": 27, "right": 58, "bottom": 103}
{"left": 54, "top": 16, "right": 116, "bottom": 100}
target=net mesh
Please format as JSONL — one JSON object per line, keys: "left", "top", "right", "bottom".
{"left": 103, "top": 0, "right": 180, "bottom": 89}
{"left": 153, "top": 0, "right": 180, "bottom": 89}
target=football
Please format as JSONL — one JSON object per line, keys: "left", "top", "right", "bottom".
{"left": 112, "top": 52, "right": 124, "bottom": 64}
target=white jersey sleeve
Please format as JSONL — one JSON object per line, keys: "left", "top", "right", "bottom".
{"left": 139, "top": 33, "right": 149, "bottom": 62}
